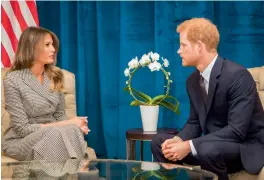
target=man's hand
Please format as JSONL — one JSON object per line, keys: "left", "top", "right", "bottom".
{"left": 161, "top": 136, "right": 183, "bottom": 150}
{"left": 161, "top": 136, "right": 183, "bottom": 161}
{"left": 162, "top": 140, "right": 191, "bottom": 161}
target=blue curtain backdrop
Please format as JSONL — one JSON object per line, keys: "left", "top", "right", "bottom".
{"left": 37, "top": 1, "right": 264, "bottom": 160}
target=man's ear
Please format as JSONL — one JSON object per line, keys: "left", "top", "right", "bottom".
{"left": 196, "top": 40, "right": 203, "bottom": 52}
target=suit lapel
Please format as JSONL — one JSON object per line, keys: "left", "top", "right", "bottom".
{"left": 192, "top": 71, "right": 207, "bottom": 132}
{"left": 189, "top": 57, "right": 223, "bottom": 132}
{"left": 20, "top": 69, "right": 59, "bottom": 105}
{"left": 205, "top": 56, "right": 223, "bottom": 114}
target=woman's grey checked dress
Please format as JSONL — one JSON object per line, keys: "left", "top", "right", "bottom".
{"left": 2, "top": 69, "right": 87, "bottom": 161}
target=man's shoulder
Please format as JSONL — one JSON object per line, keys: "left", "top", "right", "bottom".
{"left": 219, "top": 57, "right": 254, "bottom": 88}
{"left": 186, "top": 70, "right": 199, "bottom": 84}
{"left": 222, "top": 58, "right": 246, "bottom": 73}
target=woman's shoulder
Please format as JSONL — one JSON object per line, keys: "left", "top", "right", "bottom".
{"left": 5, "top": 69, "right": 23, "bottom": 77}
{"left": 4, "top": 69, "right": 26, "bottom": 83}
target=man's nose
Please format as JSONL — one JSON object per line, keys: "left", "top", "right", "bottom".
{"left": 177, "top": 48, "right": 181, "bottom": 55}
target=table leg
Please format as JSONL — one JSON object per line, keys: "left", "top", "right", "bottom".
{"left": 131, "top": 140, "right": 136, "bottom": 160}
{"left": 140, "top": 141, "right": 144, "bottom": 161}
{"left": 126, "top": 138, "right": 130, "bottom": 160}
{"left": 126, "top": 138, "right": 136, "bottom": 160}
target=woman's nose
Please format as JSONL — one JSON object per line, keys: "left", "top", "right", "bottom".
{"left": 51, "top": 46, "right": 55, "bottom": 52}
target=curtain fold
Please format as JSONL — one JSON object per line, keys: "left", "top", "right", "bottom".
{"left": 37, "top": 1, "right": 264, "bottom": 160}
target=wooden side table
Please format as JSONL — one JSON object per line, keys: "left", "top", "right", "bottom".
{"left": 126, "top": 128, "right": 178, "bottom": 161}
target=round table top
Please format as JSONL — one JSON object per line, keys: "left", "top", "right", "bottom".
{"left": 1, "top": 159, "right": 217, "bottom": 179}
{"left": 126, "top": 128, "right": 178, "bottom": 141}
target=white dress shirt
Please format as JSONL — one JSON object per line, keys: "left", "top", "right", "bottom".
{"left": 189, "top": 54, "right": 218, "bottom": 155}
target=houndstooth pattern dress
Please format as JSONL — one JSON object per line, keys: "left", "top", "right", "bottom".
{"left": 2, "top": 68, "right": 87, "bottom": 161}
{"left": 10, "top": 158, "right": 87, "bottom": 180}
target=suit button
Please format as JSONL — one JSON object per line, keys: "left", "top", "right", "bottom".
{"left": 36, "top": 116, "right": 39, "bottom": 119}
{"left": 40, "top": 108, "right": 43, "bottom": 111}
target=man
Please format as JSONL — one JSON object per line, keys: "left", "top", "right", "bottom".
{"left": 151, "top": 18, "right": 264, "bottom": 180}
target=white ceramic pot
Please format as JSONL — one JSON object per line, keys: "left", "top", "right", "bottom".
{"left": 140, "top": 105, "right": 159, "bottom": 131}
{"left": 141, "top": 162, "right": 160, "bottom": 171}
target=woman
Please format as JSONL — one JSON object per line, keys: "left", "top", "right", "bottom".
{"left": 2, "top": 26, "right": 90, "bottom": 161}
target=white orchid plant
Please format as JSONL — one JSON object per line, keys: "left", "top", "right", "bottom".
{"left": 124, "top": 52, "right": 180, "bottom": 114}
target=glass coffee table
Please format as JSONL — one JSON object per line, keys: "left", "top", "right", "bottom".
{"left": 2, "top": 159, "right": 217, "bottom": 179}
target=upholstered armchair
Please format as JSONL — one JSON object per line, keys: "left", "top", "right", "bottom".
{"left": 1, "top": 68, "right": 96, "bottom": 177}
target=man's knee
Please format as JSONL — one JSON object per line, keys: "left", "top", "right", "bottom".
{"left": 197, "top": 142, "right": 220, "bottom": 161}
{"left": 151, "top": 134, "right": 163, "bottom": 150}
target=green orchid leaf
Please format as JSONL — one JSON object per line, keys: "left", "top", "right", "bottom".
{"left": 132, "top": 167, "right": 142, "bottom": 173}
{"left": 165, "top": 95, "right": 179, "bottom": 102}
{"left": 132, "top": 170, "right": 151, "bottom": 180}
{"left": 150, "top": 95, "right": 166, "bottom": 104}
{"left": 139, "top": 172, "right": 153, "bottom": 180}
{"left": 159, "top": 100, "right": 180, "bottom": 115}
{"left": 124, "top": 86, "right": 152, "bottom": 103}
{"left": 130, "top": 100, "right": 146, "bottom": 106}
{"left": 151, "top": 95, "right": 179, "bottom": 105}
{"left": 153, "top": 171, "right": 168, "bottom": 180}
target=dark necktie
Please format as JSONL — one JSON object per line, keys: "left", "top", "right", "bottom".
{"left": 199, "top": 75, "right": 207, "bottom": 102}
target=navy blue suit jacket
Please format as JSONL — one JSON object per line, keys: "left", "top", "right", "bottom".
{"left": 177, "top": 56, "right": 264, "bottom": 174}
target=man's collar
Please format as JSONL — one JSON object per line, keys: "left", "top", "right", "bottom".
{"left": 201, "top": 54, "right": 218, "bottom": 82}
